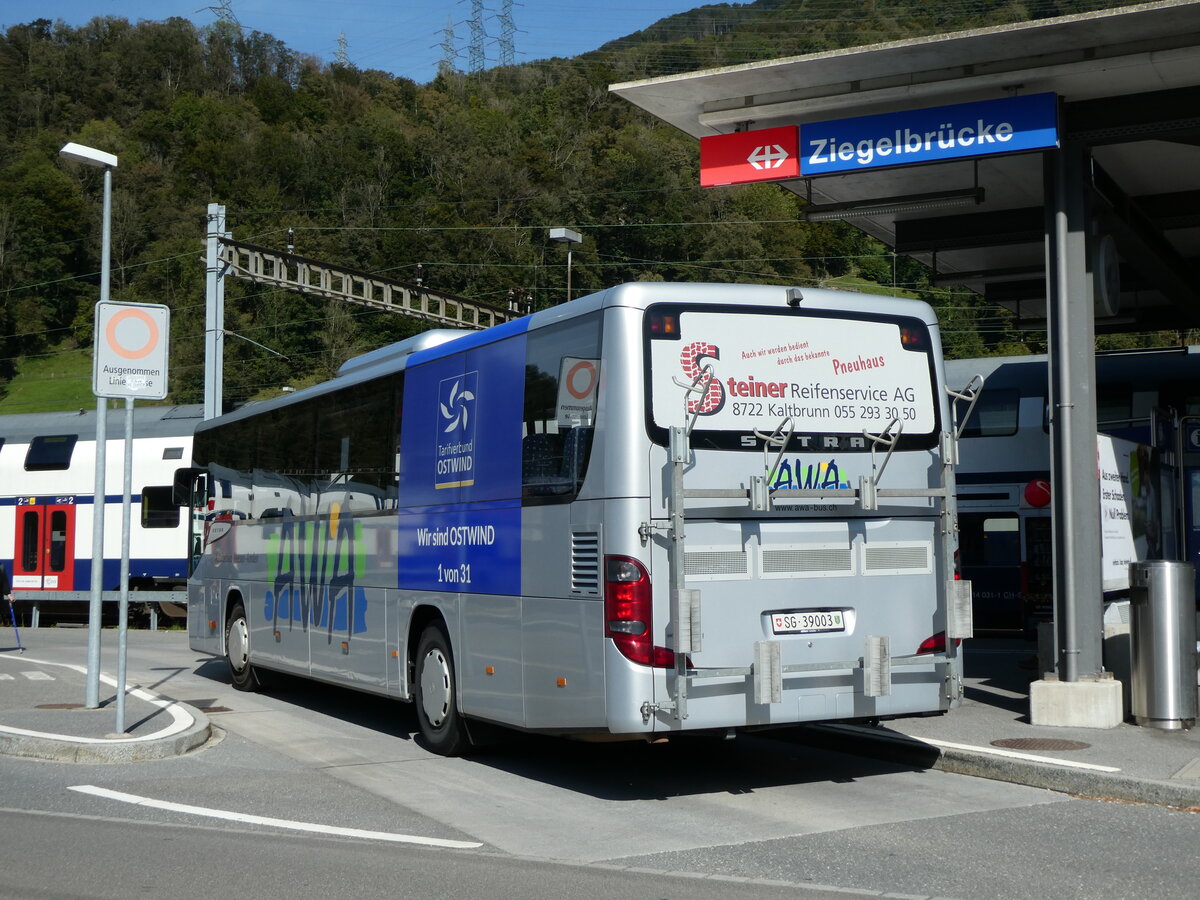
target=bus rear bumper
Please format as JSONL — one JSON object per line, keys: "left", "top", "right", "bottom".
{"left": 606, "top": 653, "right": 952, "bottom": 734}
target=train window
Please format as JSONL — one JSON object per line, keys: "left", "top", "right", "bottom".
{"left": 48, "top": 510, "right": 68, "bottom": 571}
{"left": 141, "top": 485, "right": 181, "bottom": 528}
{"left": 25, "top": 434, "right": 78, "bottom": 470}
{"left": 162, "top": 447, "right": 184, "bottom": 460}
{"left": 959, "top": 389, "right": 1019, "bottom": 438}
{"left": 20, "top": 510, "right": 39, "bottom": 570}
{"left": 959, "top": 513, "right": 1020, "bottom": 567}
{"left": 1097, "top": 383, "right": 1132, "bottom": 428}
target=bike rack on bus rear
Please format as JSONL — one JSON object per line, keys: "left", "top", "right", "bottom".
{"left": 640, "top": 367, "right": 984, "bottom": 725}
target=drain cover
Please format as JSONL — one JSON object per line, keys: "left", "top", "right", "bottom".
{"left": 35, "top": 703, "right": 84, "bottom": 710}
{"left": 992, "top": 737, "right": 1091, "bottom": 751}
{"left": 197, "top": 706, "right": 231, "bottom": 713}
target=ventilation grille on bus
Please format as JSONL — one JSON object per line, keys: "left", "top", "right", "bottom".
{"left": 684, "top": 549, "right": 748, "bottom": 579}
{"left": 570, "top": 530, "right": 601, "bottom": 595}
{"left": 863, "top": 543, "right": 932, "bottom": 575}
{"left": 760, "top": 546, "right": 853, "bottom": 578}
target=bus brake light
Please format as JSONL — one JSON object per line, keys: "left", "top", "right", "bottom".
{"left": 647, "top": 313, "right": 680, "bottom": 338}
{"left": 899, "top": 326, "right": 929, "bottom": 351}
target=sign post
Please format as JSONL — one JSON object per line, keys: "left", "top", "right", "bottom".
{"left": 93, "top": 301, "right": 170, "bottom": 732}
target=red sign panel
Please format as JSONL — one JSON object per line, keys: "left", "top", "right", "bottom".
{"left": 699, "top": 126, "right": 800, "bottom": 187}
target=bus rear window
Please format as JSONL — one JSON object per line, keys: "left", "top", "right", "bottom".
{"left": 25, "top": 434, "right": 78, "bottom": 471}
{"left": 645, "top": 304, "right": 939, "bottom": 452}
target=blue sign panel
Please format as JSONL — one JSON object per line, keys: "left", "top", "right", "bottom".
{"left": 800, "top": 93, "right": 1058, "bottom": 176}
{"left": 396, "top": 501, "right": 522, "bottom": 594}
{"left": 397, "top": 326, "right": 528, "bottom": 595}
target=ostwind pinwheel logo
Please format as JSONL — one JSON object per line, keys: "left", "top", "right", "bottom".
{"left": 440, "top": 378, "right": 475, "bottom": 433}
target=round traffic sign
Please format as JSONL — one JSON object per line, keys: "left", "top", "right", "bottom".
{"left": 105, "top": 306, "right": 160, "bottom": 360}
{"left": 565, "top": 359, "right": 598, "bottom": 399}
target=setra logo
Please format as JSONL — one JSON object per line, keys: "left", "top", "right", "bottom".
{"left": 679, "top": 342, "right": 725, "bottom": 416}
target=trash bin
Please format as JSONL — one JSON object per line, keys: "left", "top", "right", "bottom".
{"left": 1129, "top": 560, "right": 1197, "bottom": 730}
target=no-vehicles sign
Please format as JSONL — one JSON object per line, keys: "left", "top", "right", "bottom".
{"left": 93, "top": 301, "right": 170, "bottom": 399}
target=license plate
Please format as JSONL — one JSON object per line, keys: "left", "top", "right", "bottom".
{"left": 771, "top": 610, "right": 845, "bottom": 635}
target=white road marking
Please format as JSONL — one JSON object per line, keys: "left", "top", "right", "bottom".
{"left": 69, "top": 784, "right": 483, "bottom": 850}
{"left": 919, "top": 737, "right": 1121, "bottom": 772}
{"left": 21, "top": 671, "right": 54, "bottom": 681}
{"left": 823, "top": 723, "right": 1121, "bottom": 773}
{"left": 0, "top": 655, "right": 194, "bottom": 744}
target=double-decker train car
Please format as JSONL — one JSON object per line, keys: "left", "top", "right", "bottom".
{"left": 0, "top": 404, "right": 202, "bottom": 624}
{"left": 947, "top": 347, "right": 1200, "bottom": 633}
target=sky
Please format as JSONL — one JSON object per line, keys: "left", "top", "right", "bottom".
{"left": 1, "top": 1, "right": 709, "bottom": 84}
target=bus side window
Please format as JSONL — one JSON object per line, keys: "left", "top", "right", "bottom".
{"left": 521, "top": 312, "right": 602, "bottom": 502}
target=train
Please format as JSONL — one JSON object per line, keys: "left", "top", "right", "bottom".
{"left": 7, "top": 343, "right": 1198, "bottom": 634}
{"left": 0, "top": 404, "right": 202, "bottom": 625}
{"left": 946, "top": 346, "right": 1200, "bottom": 634}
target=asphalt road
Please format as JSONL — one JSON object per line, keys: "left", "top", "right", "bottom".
{"left": 1, "top": 630, "right": 1198, "bottom": 899}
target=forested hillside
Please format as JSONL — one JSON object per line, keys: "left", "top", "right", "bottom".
{"left": 0, "top": 1, "right": 1147, "bottom": 411}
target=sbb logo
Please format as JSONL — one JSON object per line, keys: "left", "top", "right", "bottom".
{"left": 680, "top": 342, "right": 725, "bottom": 416}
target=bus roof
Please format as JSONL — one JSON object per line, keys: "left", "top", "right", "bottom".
{"left": 198, "top": 282, "right": 939, "bottom": 434}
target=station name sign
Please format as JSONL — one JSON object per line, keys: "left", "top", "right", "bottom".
{"left": 699, "top": 93, "right": 1059, "bottom": 185}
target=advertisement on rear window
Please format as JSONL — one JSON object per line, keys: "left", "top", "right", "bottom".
{"left": 650, "top": 311, "right": 935, "bottom": 438}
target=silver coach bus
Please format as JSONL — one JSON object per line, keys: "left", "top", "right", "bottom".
{"left": 182, "top": 282, "right": 977, "bottom": 755}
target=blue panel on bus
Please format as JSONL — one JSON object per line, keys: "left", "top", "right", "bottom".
{"left": 397, "top": 329, "right": 527, "bottom": 594}
{"left": 396, "top": 501, "right": 522, "bottom": 593}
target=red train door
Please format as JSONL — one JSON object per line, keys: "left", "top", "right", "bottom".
{"left": 11, "top": 497, "right": 77, "bottom": 590}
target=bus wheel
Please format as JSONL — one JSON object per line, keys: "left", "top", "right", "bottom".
{"left": 226, "top": 603, "right": 261, "bottom": 692}
{"left": 414, "top": 623, "right": 470, "bottom": 756}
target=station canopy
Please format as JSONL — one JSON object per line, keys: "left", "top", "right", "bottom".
{"left": 611, "top": 1, "right": 1200, "bottom": 333}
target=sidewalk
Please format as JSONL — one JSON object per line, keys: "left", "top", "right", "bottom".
{"left": 796, "top": 638, "right": 1200, "bottom": 810}
{"left": 0, "top": 642, "right": 211, "bottom": 763}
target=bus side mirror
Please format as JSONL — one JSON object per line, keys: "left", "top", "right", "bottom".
{"left": 173, "top": 467, "right": 206, "bottom": 507}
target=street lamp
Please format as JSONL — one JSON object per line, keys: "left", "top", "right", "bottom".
{"left": 549, "top": 227, "right": 582, "bottom": 303}
{"left": 59, "top": 141, "right": 118, "bottom": 711}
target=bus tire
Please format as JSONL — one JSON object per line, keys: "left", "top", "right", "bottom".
{"left": 414, "top": 623, "right": 470, "bottom": 756}
{"left": 226, "top": 602, "right": 262, "bottom": 692}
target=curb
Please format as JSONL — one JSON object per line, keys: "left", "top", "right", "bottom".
{"left": 795, "top": 723, "right": 1200, "bottom": 811}
{"left": 0, "top": 703, "right": 212, "bottom": 763}
{"left": 0, "top": 655, "right": 213, "bottom": 764}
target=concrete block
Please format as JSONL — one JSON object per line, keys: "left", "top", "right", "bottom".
{"left": 1036, "top": 620, "right": 1054, "bottom": 678}
{"left": 1103, "top": 623, "right": 1132, "bottom": 721}
{"left": 1030, "top": 677, "right": 1124, "bottom": 729}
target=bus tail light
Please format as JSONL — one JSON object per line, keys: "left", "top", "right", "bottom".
{"left": 604, "top": 555, "right": 676, "bottom": 668}
{"left": 916, "top": 631, "right": 962, "bottom": 655}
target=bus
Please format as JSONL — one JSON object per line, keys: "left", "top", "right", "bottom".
{"left": 182, "top": 282, "right": 978, "bottom": 755}
{"left": 0, "top": 404, "right": 201, "bottom": 625}
{"left": 947, "top": 347, "right": 1200, "bottom": 634}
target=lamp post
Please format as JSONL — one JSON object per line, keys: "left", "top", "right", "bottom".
{"left": 548, "top": 227, "right": 582, "bottom": 303}
{"left": 59, "top": 141, "right": 118, "bottom": 711}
